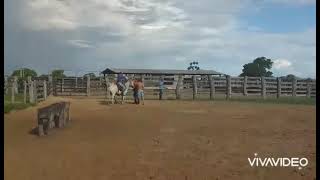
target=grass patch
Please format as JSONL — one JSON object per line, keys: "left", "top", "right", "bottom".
{"left": 4, "top": 102, "right": 35, "bottom": 113}
{"left": 4, "top": 93, "right": 35, "bottom": 113}
{"left": 4, "top": 93, "right": 25, "bottom": 102}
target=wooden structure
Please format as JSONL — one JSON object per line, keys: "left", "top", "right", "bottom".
{"left": 37, "top": 102, "right": 71, "bottom": 136}
{"left": 4, "top": 76, "right": 53, "bottom": 104}
{"left": 5, "top": 69, "right": 316, "bottom": 101}
{"left": 101, "top": 68, "right": 225, "bottom": 100}
{"left": 49, "top": 69, "right": 316, "bottom": 100}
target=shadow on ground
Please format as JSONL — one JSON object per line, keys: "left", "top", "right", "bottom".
{"left": 29, "top": 127, "right": 39, "bottom": 136}
{"left": 98, "top": 100, "right": 136, "bottom": 105}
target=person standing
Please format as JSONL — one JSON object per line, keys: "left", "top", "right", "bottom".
{"left": 159, "top": 77, "right": 164, "bottom": 100}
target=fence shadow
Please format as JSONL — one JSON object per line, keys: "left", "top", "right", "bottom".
{"left": 98, "top": 100, "right": 136, "bottom": 105}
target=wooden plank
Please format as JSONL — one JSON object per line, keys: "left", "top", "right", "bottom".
{"left": 292, "top": 77, "right": 297, "bottom": 97}
{"left": 192, "top": 76, "right": 197, "bottom": 100}
{"left": 23, "top": 81, "right": 27, "bottom": 104}
{"left": 261, "top": 77, "right": 266, "bottom": 99}
{"left": 307, "top": 81, "right": 311, "bottom": 98}
{"left": 28, "top": 77, "right": 34, "bottom": 103}
{"left": 13, "top": 76, "right": 18, "bottom": 94}
{"left": 33, "top": 80, "right": 37, "bottom": 104}
{"left": 43, "top": 80, "right": 47, "bottom": 100}
{"left": 226, "top": 75, "right": 231, "bottom": 99}
{"left": 208, "top": 75, "right": 215, "bottom": 100}
{"left": 11, "top": 82, "right": 15, "bottom": 103}
{"left": 86, "top": 76, "right": 90, "bottom": 96}
{"left": 175, "top": 75, "right": 183, "bottom": 99}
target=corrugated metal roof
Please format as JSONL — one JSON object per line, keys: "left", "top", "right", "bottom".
{"left": 102, "top": 68, "right": 225, "bottom": 75}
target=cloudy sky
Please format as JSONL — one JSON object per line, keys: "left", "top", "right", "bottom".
{"left": 4, "top": 0, "right": 316, "bottom": 77}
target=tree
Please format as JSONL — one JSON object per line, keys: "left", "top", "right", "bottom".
{"left": 240, "top": 57, "right": 273, "bottom": 77}
{"left": 283, "top": 74, "right": 296, "bottom": 81}
{"left": 187, "top": 61, "right": 200, "bottom": 70}
{"left": 11, "top": 68, "right": 37, "bottom": 80}
{"left": 280, "top": 74, "right": 302, "bottom": 81}
{"left": 39, "top": 74, "right": 49, "bottom": 79}
{"left": 10, "top": 68, "right": 37, "bottom": 92}
{"left": 83, "top": 73, "right": 96, "bottom": 78}
{"left": 52, "top": 69, "right": 66, "bottom": 79}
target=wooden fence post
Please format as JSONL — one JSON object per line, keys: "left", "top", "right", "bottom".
{"left": 192, "top": 75, "right": 197, "bottom": 100}
{"left": 261, "top": 76, "right": 266, "bottom": 99}
{"left": 28, "top": 77, "right": 34, "bottom": 103}
{"left": 306, "top": 81, "right": 311, "bottom": 98}
{"left": 243, "top": 76, "right": 248, "bottom": 96}
{"left": 11, "top": 81, "right": 15, "bottom": 103}
{"left": 43, "top": 80, "right": 47, "bottom": 100}
{"left": 81, "top": 77, "right": 84, "bottom": 90}
{"left": 208, "top": 75, "right": 215, "bottom": 100}
{"left": 48, "top": 75, "right": 53, "bottom": 96}
{"left": 33, "top": 80, "right": 37, "bottom": 104}
{"left": 23, "top": 81, "right": 27, "bottom": 104}
{"left": 86, "top": 76, "right": 90, "bottom": 96}
{"left": 105, "top": 75, "right": 110, "bottom": 99}
{"left": 277, "top": 77, "right": 281, "bottom": 98}
{"left": 292, "top": 77, "right": 297, "bottom": 97}
{"left": 226, "top": 75, "right": 231, "bottom": 99}
{"left": 5, "top": 76, "right": 8, "bottom": 94}
{"left": 13, "top": 76, "right": 18, "bottom": 94}
{"left": 175, "top": 75, "right": 183, "bottom": 99}
{"left": 61, "top": 78, "right": 64, "bottom": 93}
{"left": 159, "top": 75, "right": 165, "bottom": 100}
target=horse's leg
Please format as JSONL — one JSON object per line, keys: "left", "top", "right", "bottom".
{"left": 111, "top": 93, "right": 115, "bottom": 104}
{"left": 121, "top": 95, "right": 124, "bottom": 104}
{"left": 111, "top": 94, "right": 114, "bottom": 104}
{"left": 122, "top": 93, "right": 126, "bottom": 104}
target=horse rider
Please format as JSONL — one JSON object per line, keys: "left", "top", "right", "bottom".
{"left": 116, "top": 72, "right": 128, "bottom": 94}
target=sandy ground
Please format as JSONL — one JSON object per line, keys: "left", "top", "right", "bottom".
{"left": 4, "top": 96, "right": 316, "bottom": 180}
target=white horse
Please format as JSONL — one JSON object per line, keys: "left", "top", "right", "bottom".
{"left": 107, "top": 80, "right": 131, "bottom": 104}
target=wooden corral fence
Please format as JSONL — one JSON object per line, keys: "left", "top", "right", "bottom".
{"left": 4, "top": 76, "right": 53, "bottom": 104}
{"left": 53, "top": 76, "right": 105, "bottom": 96}
{"left": 52, "top": 75, "right": 316, "bottom": 100}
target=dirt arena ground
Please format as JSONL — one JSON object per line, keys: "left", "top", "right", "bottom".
{"left": 4, "top": 96, "right": 316, "bottom": 180}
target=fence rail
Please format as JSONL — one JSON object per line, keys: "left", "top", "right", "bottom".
{"left": 50, "top": 75, "right": 316, "bottom": 100}
{"left": 4, "top": 75, "right": 316, "bottom": 102}
{"left": 4, "top": 76, "right": 53, "bottom": 104}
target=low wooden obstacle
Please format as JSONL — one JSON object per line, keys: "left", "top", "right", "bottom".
{"left": 37, "top": 102, "right": 71, "bottom": 136}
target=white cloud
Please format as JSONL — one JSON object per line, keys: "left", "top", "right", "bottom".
{"left": 20, "top": 0, "right": 188, "bottom": 33}
{"left": 4, "top": 0, "right": 316, "bottom": 78}
{"left": 267, "top": 0, "right": 315, "bottom": 5}
{"left": 67, "top": 40, "right": 94, "bottom": 48}
{"left": 140, "top": 24, "right": 167, "bottom": 30}
{"left": 273, "top": 59, "right": 292, "bottom": 69}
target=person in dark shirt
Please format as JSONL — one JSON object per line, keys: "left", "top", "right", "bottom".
{"left": 116, "top": 72, "right": 128, "bottom": 94}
